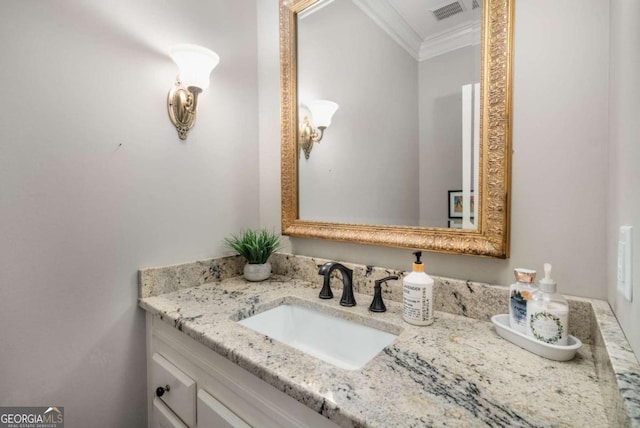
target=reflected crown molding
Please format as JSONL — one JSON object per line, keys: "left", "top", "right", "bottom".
{"left": 351, "top": 0, "right": 423, "bottom": 60}
{"left": 352, "top": 0, "right": 481, "bottom": 61}
{"left": 419, "top": 20, "right": 481, "bottom": 60}
{"left": 298, "top": 0, "right": 336, "bottom": 19}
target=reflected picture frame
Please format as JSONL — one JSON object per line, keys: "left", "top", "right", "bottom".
{"left": 448, "top": 190, "right": 475, "bottom": 219}
{"left": 448, "top": 219, "right": 463, "bottom": 229}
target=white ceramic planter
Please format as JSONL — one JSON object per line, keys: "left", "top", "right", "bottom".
{"left": 243, "top": 262, "right": 271, "bottom": 282}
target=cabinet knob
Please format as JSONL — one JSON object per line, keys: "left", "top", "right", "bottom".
{"left": 155, "top": 385, "right": 171, "bottom": 397}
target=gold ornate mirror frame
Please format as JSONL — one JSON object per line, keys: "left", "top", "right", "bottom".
{"left": 280, "top": 0, "right": 514, "bottom": 258}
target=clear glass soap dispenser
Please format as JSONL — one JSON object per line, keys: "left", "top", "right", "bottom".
{"left": 526, "top": 263, "right": 569, "bottom": 346}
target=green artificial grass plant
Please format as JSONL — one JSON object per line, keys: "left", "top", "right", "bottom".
{"left": 224, "top": 229, "right": 281, "bottom": 264}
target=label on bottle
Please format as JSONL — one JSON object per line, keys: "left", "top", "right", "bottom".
{"left": 509, "top": 288, "right": 532, "bottom": 333}
{"left": 403, "top": 283, "right": 432, "bottom": 324}
{"left": 527, "top": 303, "right": 568, "bottom": 345}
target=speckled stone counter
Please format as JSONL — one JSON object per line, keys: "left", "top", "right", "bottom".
{"left": 139, "top": 254, "right": 640, "bottom": 427}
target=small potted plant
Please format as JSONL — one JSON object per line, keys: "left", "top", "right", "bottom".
{"left": 225, "top": 229, "right": 281, "bottom": 282}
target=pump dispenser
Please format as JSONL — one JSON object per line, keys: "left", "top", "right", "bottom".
{"left": 403, "top": 251, "right": 434, "bottom": 326}
{"left": 509, "top": 268, "right": 537, "bottom": 334}
{"left": 526, "top": 263, "right": 569, "bottom": 345}
{"left": 509, "top": 268, "right": 536, "bottom": 334}
{"left": 539, "top": 263, "right": 557, "bottom": 293}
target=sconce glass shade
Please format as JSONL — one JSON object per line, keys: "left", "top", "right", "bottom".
{"left": 169, "top": 44, "right": 220, "bottom": 90}
{"left": 305, "top": 100, "right": 339, "bottom": 128}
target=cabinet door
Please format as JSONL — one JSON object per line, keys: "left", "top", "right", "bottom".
{"left": 152, "top": 398, "right": 188, "bottom": 428}
{"left": 197, "top": 389, "right": 251, "bottom": 428}
{"left": 151, "top": 353, "right": 196, "bottom": 427}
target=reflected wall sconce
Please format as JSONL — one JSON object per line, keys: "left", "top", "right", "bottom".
{"left": 168, "top": 44, "right": 220, "bottom": 140}
{"left": 299, "top": 100, "right": 339, "bottom": 159}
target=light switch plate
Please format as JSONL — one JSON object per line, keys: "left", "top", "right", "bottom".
{"left": 617, "top": 226, "right": 633, "bottom": 302}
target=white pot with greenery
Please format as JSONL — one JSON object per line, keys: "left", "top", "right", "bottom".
{"left": 225, "top": 229, "right": 280, "bottom": 282}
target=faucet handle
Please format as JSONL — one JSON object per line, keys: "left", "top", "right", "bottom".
{"left": 318, "top": 262, "right": 335, "bottom": 299}
{"left": 369, "top": 276, "right": 399, "bottom": 313}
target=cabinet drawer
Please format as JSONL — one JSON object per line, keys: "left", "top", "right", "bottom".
{"left": 152, "top": 398, "right": 188, "bottom": 428}
{"left": 197, "top": 389, "right": 251, "bottom": 428}
{"left": 151, "top": 353, "right": 196, "bottom": 427}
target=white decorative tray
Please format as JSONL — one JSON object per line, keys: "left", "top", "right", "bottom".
{"left": 491, "top": 314, "right": 582, "bottom": 361}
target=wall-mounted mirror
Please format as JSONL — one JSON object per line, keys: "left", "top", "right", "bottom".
{"left": 280, "top": 0, "right": 513, "bottom": 258}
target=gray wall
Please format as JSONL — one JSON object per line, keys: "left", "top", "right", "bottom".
{"left": 258, "top": 0, "right": 610, "bottom": 300}
{"left": 418, "top": 46, "right": 480, "bottom": 227}
{"left": 0, "top": 0, "right": 259, "bottom": 426}
{"left": 608, "top": 0, "right": 640, "bottom": 356}
{"left": 296, "top": 0, "right": 419, "bottom": 226}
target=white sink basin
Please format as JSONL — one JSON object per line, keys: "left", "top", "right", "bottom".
{"left": 238, "top": 304, "right": 398, "bottom": 370}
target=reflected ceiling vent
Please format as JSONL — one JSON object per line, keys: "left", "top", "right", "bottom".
{"left": 472, "top": 0, "right": 480, "bottom": 10}
{"left": 430, "top": 1, "right": 465, "bottom": 21}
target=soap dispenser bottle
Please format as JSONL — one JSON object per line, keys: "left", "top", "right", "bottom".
{"left": 403, "top": 251, "right": 434, "bottom": 326}
{"left": 509, "top": 268, "right": 537, "bottom": 334}
{"left": 526, "top": 263, "right": 569, "bottom": 345}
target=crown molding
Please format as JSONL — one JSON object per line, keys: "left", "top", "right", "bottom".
{"left": 297, "top": 0, "right": 481, "bottom": 62}
{"left": 419, "top": 20, "right": 481, "bottom": 60}
{"left": 352, "top": 0, "right": 480, "bottom": 62}
{"left": 351, "top": 0, "right": 422, "bottom": 60}
{"left": 298, "top": 0, "right": 336, "bottom": 20}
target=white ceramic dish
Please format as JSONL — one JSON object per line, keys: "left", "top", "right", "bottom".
{"left": 491, "top": 314, "right": 582, "bottom": 361}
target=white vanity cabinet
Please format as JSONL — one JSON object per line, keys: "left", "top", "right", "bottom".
{"left": 152, "top": 398, "right": 188, "bottom": 428}
{"left": 150, "top": 352, "right": 196, "bottom": 426}
{"left": 197, "top": 389, "right": 250, "bottom": 428}
{"left": 146, "top": 313, "right": 339, "bottom": 428}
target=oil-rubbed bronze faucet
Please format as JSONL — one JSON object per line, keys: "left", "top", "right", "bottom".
{"left": 317, "top": 262, "right": 356, "bottom": 307}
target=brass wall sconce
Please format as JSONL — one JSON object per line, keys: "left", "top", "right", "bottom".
{"left": 168, "top": 44, "right": 220, "bottom": 140}
{"left": 299, "top": 100, "right": 339, "bottom": 159}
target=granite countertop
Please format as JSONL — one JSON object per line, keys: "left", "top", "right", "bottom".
{"left": 139, "top": 274, "right": 610, "bottom": 427}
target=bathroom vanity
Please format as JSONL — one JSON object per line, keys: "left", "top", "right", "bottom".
{"left": 139, "top": 253, "right": 639, "bottom": 427}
